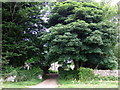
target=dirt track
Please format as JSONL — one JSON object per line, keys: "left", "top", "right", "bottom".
{"left": 26, "top": 73, "right": 58, "bottom": 88}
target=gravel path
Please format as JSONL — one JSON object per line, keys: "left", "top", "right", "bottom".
{"left": 26, "top": 73, "right": 58, "bottom": 88}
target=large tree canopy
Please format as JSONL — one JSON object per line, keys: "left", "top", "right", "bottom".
{"left": 2, "top": 2, "right": 57, "bottom": 74}
{"left": 42, "top": 1, "right": 118, "bottom": 70}
{"left": 2, "top": 1, "right": 118, "bottom": 73}
{"left": 2, "top": 2, "right": 44, "bottom": 66}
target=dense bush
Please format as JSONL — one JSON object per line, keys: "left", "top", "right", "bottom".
{"left": 2, "top": 66, "right": 18, "bottom": 79}
{"left": 58, "top": 67, "right": 118, "bottom": 81}
{"left": 16, "top": 67, "right": 43, "bottom": 81}
{"left": 58, "top": 67, "right": 79, "bottom": 80}
{"left": 78, "top": 67, "right": 118, "bottom": 81}
{"left": 2, "top": 66, "right": 43, "bottom": 82}
{"left": 78, "top": 67, "right": 95, "bottom": 81}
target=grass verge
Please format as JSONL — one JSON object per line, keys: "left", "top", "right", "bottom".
{"left": 57, "top": 80, "right": 118, "bottom": 88}
{"left": 2, "top": 79, "right": 43, "bottom": 88}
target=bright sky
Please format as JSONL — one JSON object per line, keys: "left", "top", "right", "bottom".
{"left": 94, "top": 0, "right": 120, "bottom": 6}
{"left": 111, "top": 0, "right": 120, "bottom": 6}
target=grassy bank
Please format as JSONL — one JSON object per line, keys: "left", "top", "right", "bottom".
{"left": 2, "top": 79, "right": 43, "bottom": 88}
{"left": 57, "top": 80, "right": 118, "bottom": 88}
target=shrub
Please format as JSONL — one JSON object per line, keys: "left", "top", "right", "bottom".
{"left": 2, "top": 66, "right": 43, "bottom": 82}
{"left": 78, "top": 67, "right": 95, "bottom": 81}
{"left": 58, "top": 67, "right": 79, "bottom": 80}
{"left": 58, "top": 67, "right": 118, "bottom": 81}
{"left": 16, "top": 67, "right": 43, "bottom": 81}
{"left": 2, "top": 66, "right": 18, "bottom": 79}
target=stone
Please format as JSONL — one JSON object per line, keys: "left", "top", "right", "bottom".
{"left": 6, "top": 75, "right": 16, "bottom": 82}
{"left": 0, "top": 77, "right": 4, "bottom": 82}
{"left": 38, "top": 75, "right": 42, "bottom": 80}
{"left": 93, "top": 70, "right": 119, "bottom": 77}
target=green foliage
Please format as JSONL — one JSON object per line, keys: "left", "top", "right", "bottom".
{"left": 46, "top": 2, "right": 118, "bottom": 70}
{"left": 49, "top": 1, "right": 103, "bottom": 26}
{"left": 99, "top": 56, "right": 118, "bottom": 69}
{"left": 2, "top": 66, "right": 17, "bottom": 78}
{"left": 78, "top": 67, "right": 95, "bottom": 81}
{"left": 58, "top": 68, "right": 79, "bottom": 80}
{"left": 2, "top": 1, "right": 118, "bottom": 71}
{"left": 58, "top": 67, "right": 118, "bottom": 81}
{"left": 114, "top": 44, "right": 120, "bottom": 59}
{"left": 25, "top": 57, "right": 40, "bottom": 63}
{"left": 101, "top": 2, "right": 118, "bottom": 20}
{"left": 2, "top": 2, "right": 46, "bottom": 68}
{"left": 16, "top": 67, "right": 43, "bottom": 81}
{"left": 113, "top": 44, "right": 120, "bottom": 69}
{"left": 66, "top": 0, "right": 93, "bottom": 2}
{"left": 2, "top": 66, "right": 43, "bottom": 82}
{"left": 48, "top": 69, "right": 58, "bottom": 73}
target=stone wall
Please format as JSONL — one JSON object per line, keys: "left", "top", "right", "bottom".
{"left": 93, "top": 70, "right": 120, "bottom": 77}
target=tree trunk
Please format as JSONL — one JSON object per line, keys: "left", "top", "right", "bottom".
{"left": 73, "top": 60, "right": 80, "bottom": 70}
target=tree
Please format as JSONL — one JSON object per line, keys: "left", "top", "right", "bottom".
{"left": 2, "top": 2, "right": 44, "bottom": 67}
{"left": 42, "top": 1, "right": 118, "bottom": 70}
{"left": 2, "top": 2, "right": 56, "bottom": 74}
